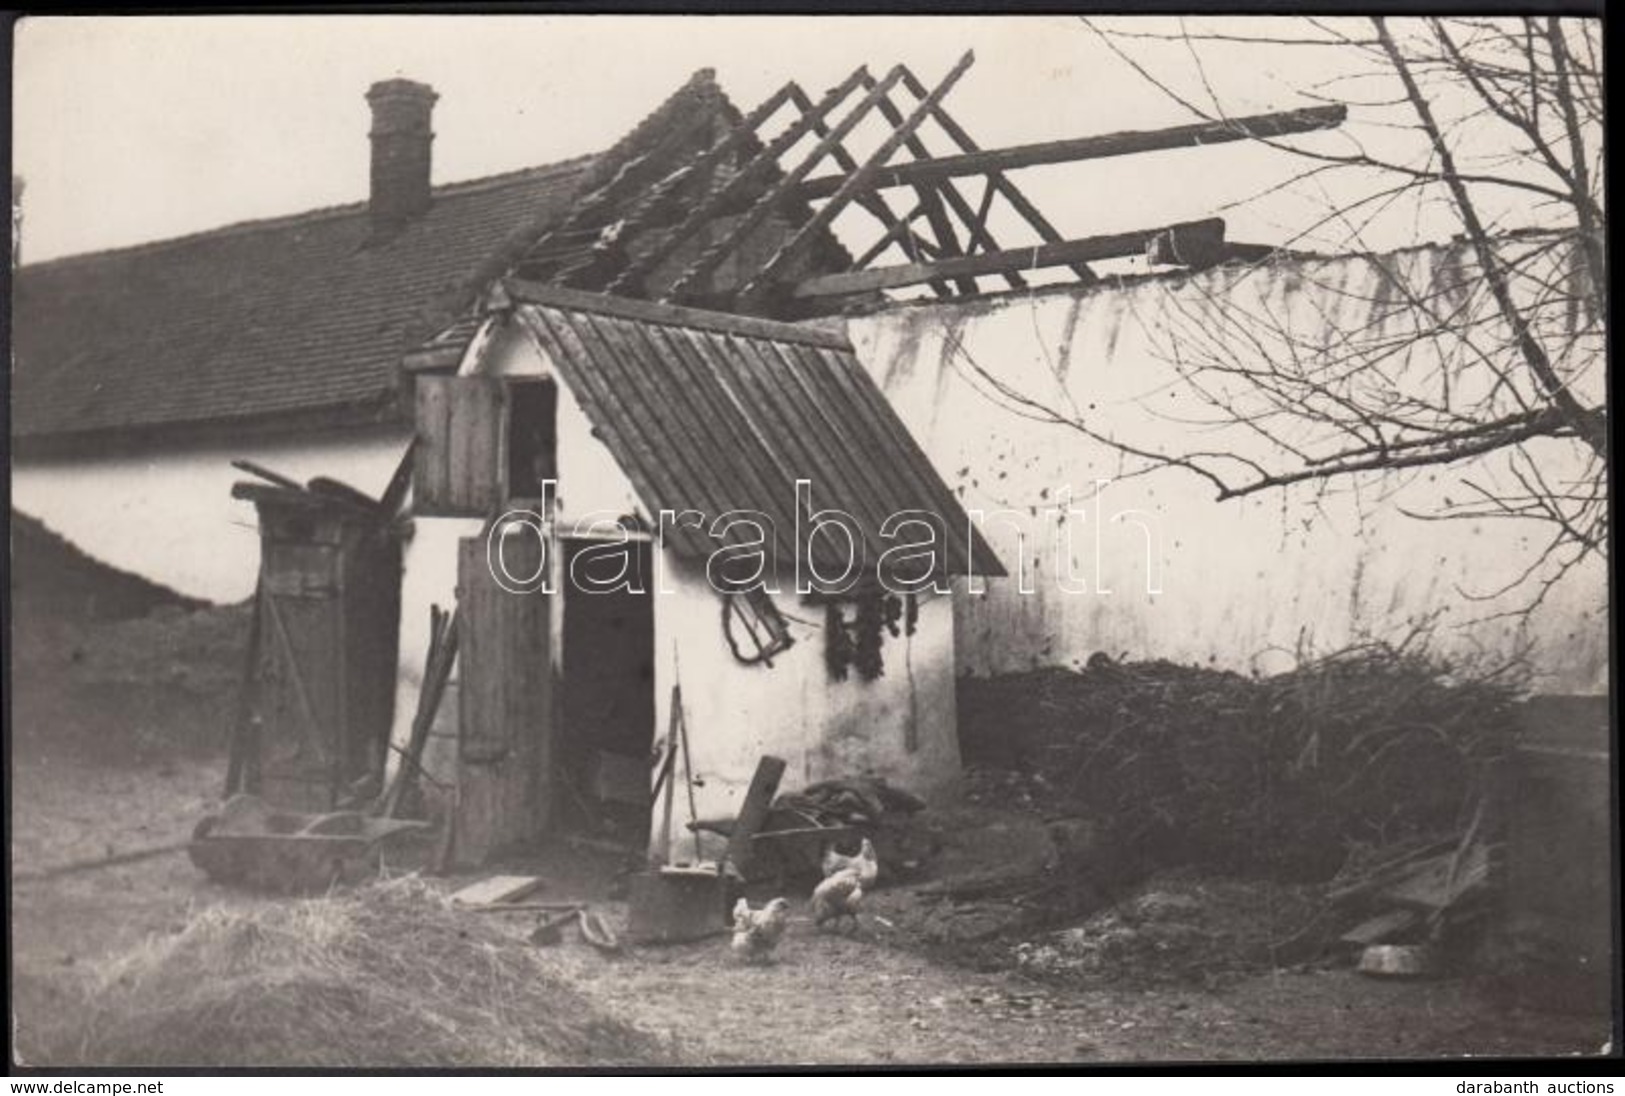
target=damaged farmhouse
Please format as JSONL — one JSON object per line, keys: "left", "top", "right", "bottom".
{"left": 9, "top": 24, "right": 1612, "bottom": 1066}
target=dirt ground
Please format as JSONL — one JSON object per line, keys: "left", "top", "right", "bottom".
{"left": 8, "top": 601, "right": 1614, "bottom": 1067}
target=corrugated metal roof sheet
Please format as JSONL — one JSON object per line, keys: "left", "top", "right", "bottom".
{"left": 506, "top": 282, "right": 1004, "bottom": 579}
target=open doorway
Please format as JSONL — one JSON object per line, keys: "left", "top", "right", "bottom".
{"left": 557, "top": 537, "right": 656, "bottom": 844}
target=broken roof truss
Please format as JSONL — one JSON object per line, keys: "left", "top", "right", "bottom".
{"left": 503, "top": 51, "right": 1346, "bottom": 319}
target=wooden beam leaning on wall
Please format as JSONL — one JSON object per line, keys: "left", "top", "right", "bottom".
{"left": 790, "top": 104, "right": 1349, "bottom": 199}
{"left": 792, "top": 218, "right": 1227, "bottom": 299}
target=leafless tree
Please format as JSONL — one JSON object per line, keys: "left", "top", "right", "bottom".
{"left": 960, "top": 17, "right": 1605, "bottom": 614}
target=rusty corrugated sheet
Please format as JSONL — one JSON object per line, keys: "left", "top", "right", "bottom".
{"left": 508, "top": 287, "right": 1003, "bottom": 579}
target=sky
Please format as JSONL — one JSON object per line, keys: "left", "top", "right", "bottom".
{"left": 9, "top": 15, "right": 1583, "bottom": 266}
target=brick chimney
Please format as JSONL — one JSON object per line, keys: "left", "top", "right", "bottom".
{"left": 366, "top": 79, "right": 438, "bottom": 233}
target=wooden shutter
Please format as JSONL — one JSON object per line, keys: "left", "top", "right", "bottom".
{"left": 413, "top": 375, "right": 505, "bottom": 516}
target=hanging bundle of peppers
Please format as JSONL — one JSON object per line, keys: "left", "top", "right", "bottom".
{"left": 824, "top": 591, "right": 919, "bottom": 682}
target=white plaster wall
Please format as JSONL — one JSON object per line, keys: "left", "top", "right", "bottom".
{"left": 650, "top": 563, "right": 959, "bottom": 862}
{"left": 847, "top": 242, "right": 1608, "bottom": 695}
{"left": 12, "top": 425, "right": 410, "bottom": 603}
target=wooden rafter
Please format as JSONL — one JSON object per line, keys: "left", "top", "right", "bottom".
{"left": 665, "top": 64, "right": 915, "bottom": 303}
{"left": 610, "top": 67, "right": 871, "bottom": 296}
{"left": 736, "top": 51, "right": 977, "bottom": 306}
{"left": 897, "top": 66, "right": 1094, "bottom": 287}
{"left": 858, "top": 71, "right": 992, "bottom": 295}
{"left": 784, "top": 84, "right": 953, "bottom": 299}
{"left": 793, "top": 218, "right": 1227, "bottom": 299}
{"left": 793, "top": 103, "right": 1350, "bottom": 198}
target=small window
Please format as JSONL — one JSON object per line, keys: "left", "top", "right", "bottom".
{"left": 506, "top": 380, "right": 557, "bottom": 501}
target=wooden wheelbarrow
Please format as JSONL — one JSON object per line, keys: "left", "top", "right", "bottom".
{"left": 189, "top": 794, "right": 428, "bottom": 893}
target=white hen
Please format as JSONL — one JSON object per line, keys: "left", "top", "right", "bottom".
{"left": 731, "top": 897, "right": 790, "bottom": 962}
{"left": 821, "top": 837, "right": 879, "bottom": 889}
{"left": 811, "top": 868, "right": 864, "bottom": 932}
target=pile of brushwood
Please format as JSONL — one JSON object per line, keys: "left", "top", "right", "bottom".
{"left": 957, "top": 637, "right": 1523, "bottom": 883}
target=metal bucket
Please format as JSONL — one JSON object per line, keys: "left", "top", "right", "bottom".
{"left": 625, "top": 865, "right": 731, "bottom": 944}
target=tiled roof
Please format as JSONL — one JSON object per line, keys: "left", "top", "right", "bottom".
{"left": 507, "top": 281, "right": 1005, "bottom": 578}
{"left": 10, "top": 71, "right": 736, "bottom": 448}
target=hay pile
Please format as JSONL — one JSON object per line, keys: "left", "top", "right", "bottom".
{"left": 958, "top": 639, "right": 1522, "bottom": 881}
{"left": 33, "top": 878, "right": 671, "bottom": 1068}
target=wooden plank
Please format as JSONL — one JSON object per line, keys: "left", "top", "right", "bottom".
{"left": 451, "top": 375, "right": 503, "bottom": 516}
{"left": 745, "top": 339, "right": 895, "bottom": 565}
{"left": 774, "top": 341, "right": 947, "bottom": 572}
{"left": 665, "top": 64, "right": 912, "bottom": 302}
{"left": 224, "top": 581, "right": 265, "bottom": 797}
{"left": 552, "top": 310, "right": 742, "bottom": 554}
{"left": 413, "top": 375, "right": 454, "bottom": 515}
{"left": 792, "top": 103, "right": 1350, "bottom": 198}
{"left": 850, "top": 200, "right": 929, "bottom": 269}
{"left": 379, "top": 438, "right": 417, "bottom": 518}
{"left": 805, "top": 344, "right": 986, "bottom": 576}
{"left": 452, "top": 534, "right": 552, "bottom": 866}
{"left": 784, "top": 83, "right": 952, "bottom": 297}
{"left": 858, "top": 74, "right": 1005, "bottom": 291}
{"left": 1340, "top": 908, "right": 1421, "bottom": 947}
{"left": 380, "top": 605, "right": 459, "bottom": 819}
{"left": 574, "top": 313, "right": 758, "bottom": 552}
{"left": 450, "top": 875, "right": 548, "bottom": 906}
{"left": 257, "top": 585, "right": 344, "bottom": 810}
{"left": 898, "top": 66, "right": 1092, "bottom": 284}
{"left": 794, "top": 219, "right": 1226, "bottom": 298}
{"left": 648, "top": 323, "right": 805, "bottom": 565}
{"left": 725, "top": 755, "right": 788, "bottom": 876}
{"left": 503, "top": 278, "right": 850, "bottom": 350}
{"left": 231, "top": 459, "right": 305, "bottom": 492}
{"left": 714, "top": 334, "right": 880, "bottom": 577}
{"left": 739, "top": 51, "right": 976, "bottom": 303}
{"left": 515, "top": 309, "right": 709, "bottom": 561}
{"left": 613, "top": 67, "right": 871, "bottom": 296}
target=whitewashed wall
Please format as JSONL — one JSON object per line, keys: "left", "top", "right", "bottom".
{"left": 653, "top": 565, "right": 958, "bottom": 863}
{"left": 846, "top": 244, "right": 1608, "bottom": 695}
{"left": 12, "top": 426, "right": 409, "bottom": 603}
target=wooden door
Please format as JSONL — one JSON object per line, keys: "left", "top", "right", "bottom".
{"left": 452, "top": 532, "right": 554, "bottom": 866}
{"left": 256, "top": 531, "right": 346, "bottom": 810}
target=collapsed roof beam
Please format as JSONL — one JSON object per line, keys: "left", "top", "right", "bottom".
{"left": 792, "top": 218, "right": 1225, "bottom": 299}
{"left": 791, "top": 104, "right": 1349, "bottom": 200}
